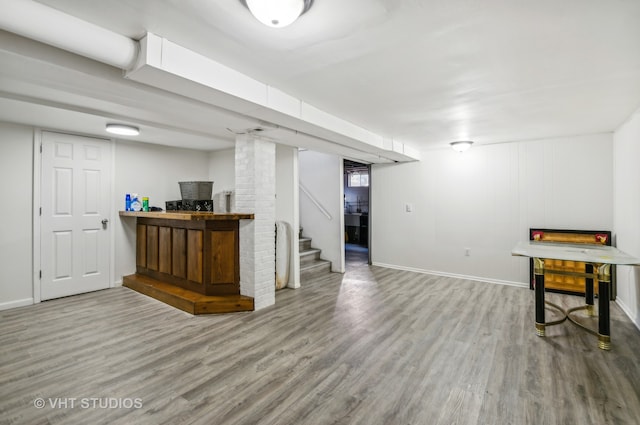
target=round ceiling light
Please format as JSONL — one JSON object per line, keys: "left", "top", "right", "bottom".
{"left": 450, "top": 141, "right": 474, "bottom": 152}
{"left": 241, "top": 0, "right": 313, "bottom": 28}
{"left": 106, "top": 123, "right": 140, "bottom": 136}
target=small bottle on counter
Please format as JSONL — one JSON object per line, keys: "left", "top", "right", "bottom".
{"left": 224, "top": 191, "right": 232, "bottom": 213}
{"left": 142, "top": 197, "right": 149, "bottom": 212}
{"left": 125, "top": 194, "right": 131, "bottom": 211}
{"left": 130, "top": 194, "right": 142, "bottom": 211}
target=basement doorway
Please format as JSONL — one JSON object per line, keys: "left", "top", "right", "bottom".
{"left": 343, "top": 159, "right": 370, "bottom": 266}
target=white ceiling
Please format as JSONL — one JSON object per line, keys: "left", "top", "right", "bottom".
{"left": 1, "top": 0, "right": 640, "bottom": 153}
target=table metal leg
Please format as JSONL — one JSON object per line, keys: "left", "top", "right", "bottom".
{"left": 597, "top": 263, "right": 611, "bottom": 350}
{"left": 534, "top": 258, "right": 546, "bottom": 336}
{"left": 585, "top": 264, "right": 595, "bottom": 317}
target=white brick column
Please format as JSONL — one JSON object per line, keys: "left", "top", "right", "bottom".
{"left": 235, "top": 135, "right": 276, "bottom": 310}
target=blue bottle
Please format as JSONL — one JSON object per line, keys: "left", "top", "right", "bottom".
{"left": 125, "top": 194, "right": 131, "bottom": 211}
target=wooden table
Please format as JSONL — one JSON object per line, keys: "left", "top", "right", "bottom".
{"left": 120, "top": 211, "right": 254, "bottom": 296}
{"left": 512, "top": 240, "right": 640, "bottom": 350}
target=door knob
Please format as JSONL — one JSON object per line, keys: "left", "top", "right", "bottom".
{"left": 101, "top": 218, "right": 109, "bottom": 229}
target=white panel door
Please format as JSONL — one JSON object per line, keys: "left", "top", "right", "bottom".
{"left": 41, "top": 132, "right": 111, "bottom": 300}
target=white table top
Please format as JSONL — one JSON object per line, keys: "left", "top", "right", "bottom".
{"left": 511, "top": 241, "right": 640, "bottom": 265}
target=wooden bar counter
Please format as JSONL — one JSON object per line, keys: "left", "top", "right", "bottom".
{"left": 120, "top": 211, "right": 255, "bottom": 314}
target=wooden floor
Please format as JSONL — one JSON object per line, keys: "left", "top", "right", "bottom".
{"left": 2, "top": 245, "right": 640, "bottom": 425}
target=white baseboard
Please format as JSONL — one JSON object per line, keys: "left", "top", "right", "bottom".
{"left": 0, "top": 298, "right": 34, "bottom": 311}
{"left": 371, "top": 262, "right": 529, "bottom": 289}
{"left": 616, "top": 298, "right": 640, "bottom": 332}
{"left": 372, "top": 262, "right": 640, "bottom": 332}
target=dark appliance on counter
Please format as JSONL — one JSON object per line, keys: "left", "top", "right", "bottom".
{"left": 166, "top": 181, "right": 214, "bottom": 212}
{"left": 165, "top": 199, "right": 214, "bottom": 212}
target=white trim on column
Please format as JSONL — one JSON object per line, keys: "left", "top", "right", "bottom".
{"left": 32, "top": 129, "right": 42, "bottom": 304}
{"left": 290, "top": 149, "right": 301, "bottom": 289}
{"left": 109, "top": 139, "right": 117, "bottom": 288}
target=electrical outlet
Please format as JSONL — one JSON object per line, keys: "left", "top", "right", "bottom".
{"left": 405, "top": 203, "right": 413, "bottom": 213}
{"left": 465, "top": 248, "right": 471, "bottom": 256}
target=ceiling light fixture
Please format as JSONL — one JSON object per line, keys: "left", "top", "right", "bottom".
{"left": 450, "top": 141, "right": 473, "bottom": 152}
{"left": 106, "top": 123, "right": 140, "bottom": 136}
{"left": 240, "top": 0, "right": 314, "bottom": 28}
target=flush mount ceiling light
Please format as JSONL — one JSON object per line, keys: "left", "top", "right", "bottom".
{"left": 450, "top": 141, "right": 474, "bottom": 152}
{"left": 240, "top": 0, "right": 314, "bottom": 28}
{"left": 105, "top": 123, "right": 140, "bottom": 136}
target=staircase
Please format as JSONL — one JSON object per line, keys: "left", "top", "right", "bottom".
{"left": 299, "top": 236, "right": 332, "bottom": 280}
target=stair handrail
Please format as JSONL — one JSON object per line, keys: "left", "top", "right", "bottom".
{"left": 299, "top": 182, "right": 332, "bottom": 221}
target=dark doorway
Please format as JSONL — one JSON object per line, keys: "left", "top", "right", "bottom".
{"left": 344, "top": 159, "right": 370, "bottom": 265}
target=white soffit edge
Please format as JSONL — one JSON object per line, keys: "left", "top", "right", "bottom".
{"left": 126, "top": 32, "right": 419, "bottom": 163}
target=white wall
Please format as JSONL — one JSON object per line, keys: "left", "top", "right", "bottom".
{"left": 613, "top": 108, "right": 640, "bottom": 329}
{"left": 114, "top": 140, "right": 211, "bottom": 282}
{"left": 0, "top": 122, "right": 34, "bottom": 310}
{"left": 299, "top": 150, "right": 345, "bottom": 273}
{"left": 372, "top": 133, "right": 613, "bottom": 286}
{"left": 276, "top": 144, "right": 300, "bottom": 288}
{"left": 208, "top": 148, "right": 235, "bottom": 212}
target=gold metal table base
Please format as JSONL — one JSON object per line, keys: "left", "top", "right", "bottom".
{"left": 532, "top": 257, "right": 613, "bottom": 351}
{"left": 598, "top": 335, "right": 611, "bottom": 350}
{"left": 539, "top": 301, "right": 610, "bottom": 350}
{"left": 513, "top": 242, "right": 640, "bottom": 352}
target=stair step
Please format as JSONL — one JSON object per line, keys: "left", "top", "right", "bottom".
{"left": 299, "top": 248, "right": 321, "bottom": 264}
{"left": 299, "top": 237, "right": 312, "bottom": 251}
{"left": 298, "top": 236, "right": 332, "bottom": 280}
{"left": 300, "top": 259, "right": 332, "bottom": 280}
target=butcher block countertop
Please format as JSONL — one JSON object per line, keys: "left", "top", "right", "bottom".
{"left": 119, "top": 211, "right": 254, "bottom": 221}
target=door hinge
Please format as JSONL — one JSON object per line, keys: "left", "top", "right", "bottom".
{"left": 40, "top": 144, "right": 42, "bottom": 153}
{"left": 40, "top": 207, "right": 42, "bottom": 216}
{"left": 39, "top": 270, "right": 42, "bottom": 279}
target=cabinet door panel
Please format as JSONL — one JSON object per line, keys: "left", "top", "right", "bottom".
{"left": 159, "top": 226, "right": 172, "bottom": 274}
{"left": 136, "top": 224, "right": 147, "bottom": 268}
{"left": 187, "top": 229, "right": 203, "bottom": 283}
{"left": 172, "top": 228, "right": 187, "bottom": 279}
{"left": 146, "top": 225, "right": 159, "bottom": 271}
{"left": 210, "top": 230, "right": 235, "bottom": 284}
